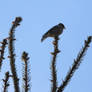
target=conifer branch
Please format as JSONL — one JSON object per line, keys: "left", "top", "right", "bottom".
{"left": 57, "top": 36, "right": 92, "bottom": 92}
{"left": 8, "top": 17, "right": 22, "bottom": 92}
{"left": 22, "top": 51, "right": 31, "bottom": 92}
{"left": 51, "top": 36, "right": 60, "bottom": 92}
{"left": 3, "top": 71, "right": 10, "bottom": 92}
{"left": 0, "top": 39, "right": 8, "bottom": 71}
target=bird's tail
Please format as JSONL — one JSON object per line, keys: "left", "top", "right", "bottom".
{"left": 41, "top": 33, "right": 48, "bottom": 42}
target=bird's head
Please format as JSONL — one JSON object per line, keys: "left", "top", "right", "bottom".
{"left": 58, "top": 23, "right": 66, "bottom": 29}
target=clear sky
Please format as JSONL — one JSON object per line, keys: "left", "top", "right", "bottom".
{"left": 0, "top": 0, "right": 92, "bottom": 92}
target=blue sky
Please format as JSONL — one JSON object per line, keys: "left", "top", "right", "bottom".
{"left": 0, "top": 0, "right": 92, "bottom": 92}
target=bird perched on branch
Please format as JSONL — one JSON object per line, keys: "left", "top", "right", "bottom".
{"left": 41, "top": 23, "right": 65, "bottom": 42}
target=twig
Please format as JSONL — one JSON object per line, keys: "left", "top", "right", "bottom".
{"left": 51, "top": 36, "right": 60, "bottom": 92}
{"left": 8, "top": 17, "right": 22, "bottom": 92}
{"left": 0, "top": 39, "right": 8, "bottom": 71}
{"left": 22, "top": 51, "right": 31, "bottom": 92}
{"left": 57, "top": 36, "right": 92, "bottom": 92}
{"left": 3, "top": 71, "right": 10, "bottom": 92}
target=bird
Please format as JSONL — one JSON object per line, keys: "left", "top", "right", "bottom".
{"left": 41, "top": 23, "right": 65, "bottom": 42}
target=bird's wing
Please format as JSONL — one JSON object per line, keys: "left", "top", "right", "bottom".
{"left": 42, "top": 25, "right": 58, "bottom": 37}
{"left": 47, "top": 25, "right": 58, "bottom": 33}
{"left": 41, "top": 25, "right": 58, "bottom": 42}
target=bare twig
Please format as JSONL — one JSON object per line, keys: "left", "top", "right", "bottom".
{"left": 0, "top": 39, "right": 8, "bottom": 71}
{"left": 51, "top": 36, "right": 60, "bottom": 92}
{"left": 8, "top": 17, "right": 22, "bottom": 92}
{"left": 22, "top": 51, "right": 31, "bottom": 92}
{"left": 3, "top": 71, "right": 10, "bottom": 92}
{"left": 57, "top": 36, "right": 92, "bottom": 92}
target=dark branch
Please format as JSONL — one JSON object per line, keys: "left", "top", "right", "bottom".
{"left": 57, "top": 36, "right": 92, "bottom": 92}
{"left": 8, "top": 17, "right": 22, "bottom": 92}
{"left": 3, "top": 71, "right": 10, "bottom": 92}
{"left": 51, "top": 36, "right": 60, "bottom": 92}
{"left": 22, "top": 51, "right": 31, "bottom": 92}
{"left": 0, "top": 39, "right": 8, "bottom": 71}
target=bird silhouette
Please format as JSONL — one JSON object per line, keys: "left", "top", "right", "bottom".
{"left": 41, "top": 23, "right": 65, "bottom": 42}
